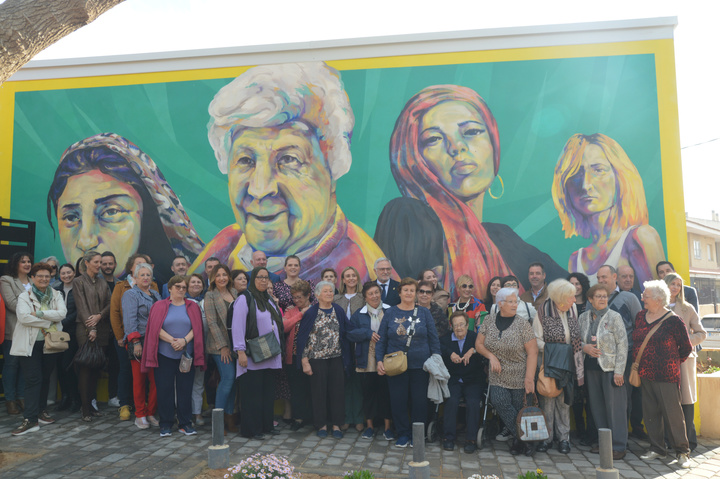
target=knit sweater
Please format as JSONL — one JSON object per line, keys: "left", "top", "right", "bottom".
{"left": 631, "top": 310, "right": 691, "bottom": 384}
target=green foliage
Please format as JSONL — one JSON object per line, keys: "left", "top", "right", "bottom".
{"left": 343, "top": 470, "right": 375, "bottom": 479}
{"left": 518, "top": 469, "right": 548, "bottom": 479}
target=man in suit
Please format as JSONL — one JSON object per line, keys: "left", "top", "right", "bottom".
{"left": 374, "top": 258, "right": 399, "bottom": 306}
{"left": 656, "top": 261, "right": 699, "bottom": 313}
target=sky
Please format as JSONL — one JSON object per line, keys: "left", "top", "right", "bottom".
{"left": 28, "top": 0, "right": 719, "bottom": 220}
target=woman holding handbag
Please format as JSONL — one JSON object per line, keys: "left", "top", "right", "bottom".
{"left": 633, "top": 280, "right": 693, "bottom": 468}
{"left": 142, "top": 275, "right": 206, "bottom": 437}
{"left": 122, "top": 262, "right": 161, "bottom": 430}
{"left": 578, "top": 284, "right": 628, "bottom": 459}
{"left": 10, "top": 263, "right": 67, "bottom": 435}
{"left": 72, "top": 251, "right": 111, "bottom": 422}
{"left": 475, "top": 287, "right": 538, "bottom": 456}
{"left": 376, "top": 277, "right": 440, "bottom": 448}
{"left": 232, "top": 267, "right": 284, "bottom": 439}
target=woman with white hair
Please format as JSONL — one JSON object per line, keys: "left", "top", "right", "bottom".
{"left": 475, "top": 287, "right": 538, "bottom": 456}
{"left": 634, "top": 280, "right": 692, "bottom": 468}
{"left": 533, "top": 279, "right": 584, "bottom": 455}
{"left": 40, "top": 256, "right": 62, "bottom": 288}
{"left": 296, "top": 280, "right": 352, "bottom": 439}
{"left": 190, "top": 61, "right": 387, "bottom": 283}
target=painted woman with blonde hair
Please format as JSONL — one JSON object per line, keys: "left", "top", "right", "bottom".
{"left": 552, "top": 133, "right": 665, "bottom": 286}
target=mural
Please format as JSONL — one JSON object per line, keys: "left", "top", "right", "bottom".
{"left": 4, "top": 45, "right": 674, "bottom": 300}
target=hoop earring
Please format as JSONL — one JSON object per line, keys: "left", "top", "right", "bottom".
{"left": 488, "top": 175, "right": 504, "bottom": 200}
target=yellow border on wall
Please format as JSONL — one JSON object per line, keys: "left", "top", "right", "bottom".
{"left": 0, "top": 38, "right": 685, "bottom": 274}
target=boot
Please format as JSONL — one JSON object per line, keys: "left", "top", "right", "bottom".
{"left": 225, "top": 413, "right": 238, "bottom": 433}
{"left": 6, "top": 400, "right": 21, "bottom": 415}
{"left": 17, "top": 398, "right": 25, "bottom": 412}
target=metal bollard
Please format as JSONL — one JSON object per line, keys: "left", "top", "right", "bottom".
{"left": 596, "top": 428, "right": 619, "bottom": 479}
{"left": 409, "top": 422, "right": 430, "bottom": 479}
{"left": 208, "top": 408, "right": 230, "bottom": 469}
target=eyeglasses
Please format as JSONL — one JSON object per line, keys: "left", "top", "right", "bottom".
{"left": 418, "top": 290, "right": 433, "bottom": 295}
{"left": 460, "top": 284, "right": 474, "bottom": 289}
{"left": 256, "top": 275, "right": 269, "bottom": 280}
{"left": 50, "top": 266, "right": 57, "bottom": 271}
{"left": 593, "top": 295, "right": 608, "bottom": 300}
{"left": 452, "top": 324, "right": 467, "bottom": 330}
{"left": 504, "top": 282, "right": 518, "bottom": 288}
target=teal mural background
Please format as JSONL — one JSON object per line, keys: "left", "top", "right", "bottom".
{"left": 10, "top": 53, "right": 663, "bottom": 271}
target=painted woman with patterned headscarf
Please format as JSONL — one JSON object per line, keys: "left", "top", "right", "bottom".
{"left": 47, "top": 133, "right": 205, "bottom": 284}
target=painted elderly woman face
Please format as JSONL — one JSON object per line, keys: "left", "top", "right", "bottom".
{"left": 567, "top": 144, "right": 617, "bottom": 216}
{"left": 228, "top": 122, "right": 334, "bottom": 255}
{"left": 419, "top": 101, "right": 495, "bottom": 200}
{"left": 57, "top": 170, "right": 143, "bottom": 274}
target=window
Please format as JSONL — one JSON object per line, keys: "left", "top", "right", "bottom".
{"left": 709, "top": 244, "right": 714, "bottom": 262}
{"left": 694, "top": 240, "right": 702, "bottom": 259}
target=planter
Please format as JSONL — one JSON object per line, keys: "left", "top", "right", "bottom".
{"left": 698, "top": 371, "right": 720, "bottom": 439}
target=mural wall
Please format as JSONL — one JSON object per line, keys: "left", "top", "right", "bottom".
{"left": 2, "top": 36, "right": 680, "bottom": 297}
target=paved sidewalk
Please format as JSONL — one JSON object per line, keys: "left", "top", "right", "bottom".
{"left": 1, "top": 404, "right": 720, "bottom": 478}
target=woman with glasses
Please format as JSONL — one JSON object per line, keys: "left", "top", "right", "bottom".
{"left": 40, "top": 256, "right": 62, "bottom": 288}
{"left": 232, "top": 268, "right": 284, "bottom": 439}
{"left": 417, "top": 280, "right": 451, "bottom": 339}
{"left": 142, "top": 275, "right": 206, "bottom": 437}
{"left": 578, "top": 284, "right": 628, "bottom": 459}
{"left": 475, "top": 287, "right": 538, "bottom": 456}
{"left": 417, "top": 269, "right": 451, "bottom": 311}
{"left": 449, "top": 275, "right": 486, "bottom": 332}
{"left": 533, "top": 279, "right": 584, "bottom": 455}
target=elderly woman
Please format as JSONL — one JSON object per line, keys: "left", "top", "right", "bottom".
{"left": 54, "top": 263, "right": 81, "bottom": 412}
{"left": 1, "top": 251, "right": 33, "bottom": 415}
{"left": 10, "top": 263, "right": 67, "bottom": 435}
{"left": 375, "top": 84, "right": 566, "bottom": 290}
{"left": 204, "top": 264, "right": 239, "bottom": 433}
{"left": 143, "top": 275, "right": 206, "bottom": 437}
{"left": 47, "top": 133, "right": 204, "bottom": 283}
{"left": 376, "top": 278, "right": 441, "bottom": 448}
{"left": 185, "top": 272, "right": 208, "bottom": 427}
{"left": 417, "top": 280, "right": 452, "bottom": 339}
{"left": 232, "top": 268, "right": 284, "bottom": 439}
{"left": 231, "top": 270, "right": 248, "bottom": 295}
{"left": 634, "top": 280, "right": 692, "bottom": 468}
{"left": 191, "top": 62, "right": 386, "bottom": 282}
{"left": 663, "top": 273, "right": 706, "bottom": 452}
{"left": 552, "top": 133, "right": 665, "bottom": 286}
{"left": 122, "top": 262, "right": 161, "bottom": 429}
{"left": 449, "top": 275, "right": 486, "bottom": 332}
{"left": 40, "top": 256, "right": 62, "bottom": 288}
{"left": 579, "top": 284, "right": 628, "bottom": 459}
{"left": 418, "top": 269, "right": 451, "bottom": 312}
{"left": 441, "top": 311, "right": 485, "bottom": 453}
{"left": 72, "top": 251, "right": 111, "bottom": 422}
{"left": 296, "top": 281, "right": 351, "bottom": 439}
{"left": 476, "top": 287, "right": 538, "bottom": 456}
{"left": 282, "top": 280, "right": 314, "bottom": 431}
{"left": 275, "top": 256, "right": 317, "bottom": 311}
{"left": 533, "top": 279, "right": 584, "bottom": 454}
{"left": 347, "top": 281, "right": 393, "bottom": 441}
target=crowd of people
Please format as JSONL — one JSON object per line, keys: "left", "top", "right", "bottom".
{"left": 0, "top": 250, "right": 706, "bottom": 469}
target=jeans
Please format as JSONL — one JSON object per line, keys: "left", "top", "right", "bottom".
{"left": 2, "top": 340, "right": 25, "bottom": 401}
{"left": 211, "top": 354, "right": 237, "bottom": 414}
{"left": 115, "top": 341, "right": 133, "bottom": 407}
{"left": 387, "top": 368, "right": 429, "bottom": 439}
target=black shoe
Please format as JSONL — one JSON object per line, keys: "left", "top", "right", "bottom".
{"left": 536, "top": 441, "right": 551, "bottom": 453}
{"left": 524, "top": 442, "right": 536, "bottom": 457}
{"left": 464, "top": 441, "right": 477, "bottom": 454}
{"left": 631, "top": 429, "right": 649, "bottom": 441}
{"left": 510, "top": 438, "right": 524, "bottom": 455}
{"left": 270, "top": 428, "right": 281, "bottom": 436}
{"left": 580, "top": 436, "right": 594, "bottom": 447}
{"left": 70, "top": 401, "right": 81, "bottom": 413}
{"left": 443, "top": 439, "right": 455, "bottom": 451}
{"left": 290, "top": 421, "right": 304, "bottom": 431}
{"left": 558, "top": 440, "right": 571, "bottom": 454}
{"left": 56, "top": 397, "right": 72, "bottom": 412}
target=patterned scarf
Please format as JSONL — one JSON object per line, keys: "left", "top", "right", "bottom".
{"left": 32, "top": 284, "right": 52, "bottom": 309}
{"left": 541, "top": 299, "right": 582, "bottom": 356}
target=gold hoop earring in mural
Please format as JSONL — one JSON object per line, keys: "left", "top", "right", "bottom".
{"left": 488, "top": 175, "right": 504, "bottom": 200}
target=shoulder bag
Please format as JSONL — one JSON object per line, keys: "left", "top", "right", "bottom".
{"left": 179, "top": 349, "right": 193, "bottom": 373}
{"left": 43, "top": 330, "right": 71, "bottom": 354}
{"left": 516, "top": 393, "right": 549, "bottom": 442}
{"left": 383, "top": 307, "right": 418, "bottom": 377}
{"left": 73, "top": 339, "right": 107, "bottom": 369}
{"left": 629, "top": 311, "right": 671, "bottom": 387}
{"left": 247, "top": 321, "right": 282, "bottom": 363}
{"left": 537, "top": 362, "right": 561, "bottom": 398}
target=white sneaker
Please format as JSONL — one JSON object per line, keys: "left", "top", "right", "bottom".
{"left": 640, "top": 450, "right": 666, "bottom": 460}
{"left": 91, "top": 399, "right": 99, "bottom": 411}
{"left": 108, "top": 397, "right": 120, "bottom": 407}
{"left": 194, "top": 414, "right": 205, "bottom": 426}
{"left": 676, "top": 453, "right": 691, "bottom": 469}
{"left": 147, "top": 415, "right": 159, "bottom": 427}
{"left": 135, "top": 417, "right": 149, "bottom": 429}
{"left": 495, "top": 427, "right": 512, "bottom": 442}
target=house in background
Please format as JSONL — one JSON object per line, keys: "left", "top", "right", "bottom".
{"left": 687, "top": 212, "right": 720, "bottom": 315}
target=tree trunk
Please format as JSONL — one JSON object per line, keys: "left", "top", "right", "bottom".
{"left": 0, "top": 0, "right": 125, "bottom": 85}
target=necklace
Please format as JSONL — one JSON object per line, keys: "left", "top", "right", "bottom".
{"left": 455, "top": 299, "right": 472, "bottom": 312}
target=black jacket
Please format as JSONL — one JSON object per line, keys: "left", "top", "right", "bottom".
{"left": 440, "top": 330, "right": 485, "bottom": 386}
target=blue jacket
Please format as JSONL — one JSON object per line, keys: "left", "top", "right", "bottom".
{"left": 375, "top": 305, "right": 441, "bottom": 370}
{"left": 295, "top": 303, "right": 351, "bottom": 372}
{"left": 347, "top": 303, "right": 392, "bottom": 369}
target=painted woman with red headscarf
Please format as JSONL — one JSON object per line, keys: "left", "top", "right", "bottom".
{"left": 375, "top": 85, "right": 566, "bottom": 299}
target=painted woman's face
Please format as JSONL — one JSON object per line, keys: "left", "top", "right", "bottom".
{"left": 228, "top": 123, "right": 335, "bottom": 255}
{"left": 57, "top": 170, "right": 143, "bottom": 275}
{"left": 567, "top": 144, "right": 617, "bottom": 216}
{"left": 419, "top": 101, "right": 495, "bottom": 200}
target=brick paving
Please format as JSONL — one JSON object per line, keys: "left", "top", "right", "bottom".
{"left": 1, "top": 404, "right": 720, "bottom": 478}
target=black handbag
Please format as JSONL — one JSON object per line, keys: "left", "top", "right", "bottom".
{"left": 73, "top": 340, "right": 107, "bottom": 369}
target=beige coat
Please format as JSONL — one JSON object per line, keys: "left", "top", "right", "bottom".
{"left": 669, "top": 301, "right": 707, "bottom": 404}
{"left": 0, "top": 276, "right": 30, "bottom": 341}
{"left": 204, "top": 288, "right": 238, "bottom": 355}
